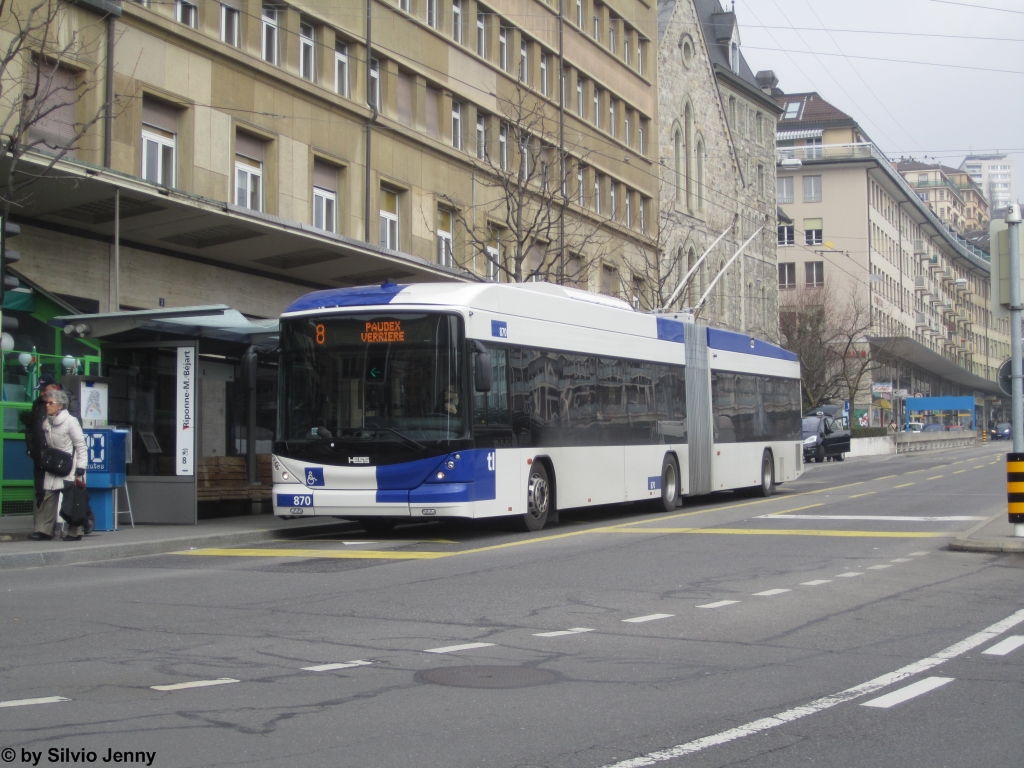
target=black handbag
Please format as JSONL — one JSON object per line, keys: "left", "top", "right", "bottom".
{"left": 59, "top": 482, "right": 92, "bottom": 526}
{"left": 41, "top": 447, "right": 74, "bottom": 476}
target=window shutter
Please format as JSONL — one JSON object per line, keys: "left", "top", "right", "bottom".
{"left": 235, "top": 132, "right": 265, "bottom": 162}
{"left": 425, "top": 88, "right": 439, "bottom": 137}
{"left": 26, "top": 61, "right": 79, "bottom": 154}
{"left": 803, "top": 218, "right": 823, "bottom": 230}
{"left": 312, "top": 160, "right": 337, "bottom": 191}
{"left": 397, "top": 74, "right": 412, "bottom": 127}
{"left": 141, "top": 97, "right": 179, "bottom": 133}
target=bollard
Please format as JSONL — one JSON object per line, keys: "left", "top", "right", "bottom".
{"left": 1007, "top": 453, "right": 1024, "bottom": 537}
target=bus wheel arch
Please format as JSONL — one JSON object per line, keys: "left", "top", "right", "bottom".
{"left": 658, "top": 453, "right": 682, "bottom": 511}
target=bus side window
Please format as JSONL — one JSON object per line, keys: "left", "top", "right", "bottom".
{"left": 474, "top": 347, "right": 509, "bottom": 426}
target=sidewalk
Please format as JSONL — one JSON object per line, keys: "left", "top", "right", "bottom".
{"left": 0, "top": 514, "right": 358, "bottom": 570}
{"left": 949, "top": 513, "right": 1024, "bottom": 554}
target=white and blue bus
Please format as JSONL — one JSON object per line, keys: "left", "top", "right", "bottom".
{"left": 272, "top": 282, "right": 803, "bottom": 533}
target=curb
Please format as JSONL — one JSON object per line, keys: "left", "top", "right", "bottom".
{"left": 948, "top": 512, "right": 1024, "bottom": 554}
{"left": 0, "top": 519, "right": 360, "bottom": 570}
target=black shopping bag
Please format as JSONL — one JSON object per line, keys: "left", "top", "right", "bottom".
{"left": 59, "top": 482, "right": 92, "bottom": 526}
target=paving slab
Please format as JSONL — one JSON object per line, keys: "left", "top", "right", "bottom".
{"left": 949, "top": 512, "right": 1024, "bottom": 553}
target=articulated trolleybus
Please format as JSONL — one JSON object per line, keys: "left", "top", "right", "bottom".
{"left": 273, "top": 282, "right": 803, "bottom": 533}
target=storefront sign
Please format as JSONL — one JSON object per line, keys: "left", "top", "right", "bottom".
{"left": 176, "top": 347, "right": 194, "bottom": 476}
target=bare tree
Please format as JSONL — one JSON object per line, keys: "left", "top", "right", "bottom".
{"left": 438, "top": 83, "right": 614, "bottom": 285}
{"left": 0, "top": 0, "right": 110, "bottom": 217}
{"left": 779, "top": 281, "right": 900, "bottom": 413}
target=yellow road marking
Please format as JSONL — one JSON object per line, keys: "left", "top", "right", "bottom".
{"left": 765, "top": 503, "right": 826, "bottom": 517}
{"left": 953, "top": 470, "right": 967, "bottom": 474}
{"left": 927, "top": 475, "right": 943, "bottom": 480}
{"left": 905, "top": 469, "right": 926, "bottom": 474}
{"left": 178, "top": 548, "right": 449, "bottom": 559}
{"left": 877, "top": 475, "right": 897, "bottom": 480}
{"left": 973, "top": 466, "right": 984, "bottom": 469}
{"left": 602, "top": 528, "right": 951, "bottom": 539}
{"left": 850, "top": 491, "right": 876, "bottom": 499}
{"left": 893, "top": 482, "right": 915, "bottom": 489}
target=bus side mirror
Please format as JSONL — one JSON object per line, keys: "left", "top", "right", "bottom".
{"left": 474, "top": 342, "right": 491, "bottom": 392}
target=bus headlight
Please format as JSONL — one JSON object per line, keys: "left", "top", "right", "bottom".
{"left": 282, "top": 472, "right": 290, "bottom": 480}
{"left": 436, "top": 471, "right": 445, "bottom": 479}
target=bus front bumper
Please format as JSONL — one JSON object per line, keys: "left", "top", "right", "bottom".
{"left": 273, "top": 486, "right": 477, "bottom": 519}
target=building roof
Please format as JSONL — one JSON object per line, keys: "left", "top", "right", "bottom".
{"left": 774, "top": 92, "right": 858, "bottom": 130}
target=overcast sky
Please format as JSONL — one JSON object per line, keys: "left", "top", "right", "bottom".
{"left": 736, "top": 0, "right": 1023, "bottom": 199}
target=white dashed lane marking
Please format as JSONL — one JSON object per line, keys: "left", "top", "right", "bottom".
{"left": 753, "top": 589, "right": 791, "bottom": 596}
{"left": 622, "top": 614, "right": 674, "bottom": 623}
{"left": 861, "top": 677, "right": 955, "bottom": 709}
{"left": 868, "top": 565, "right": 892, "bottom": 570}
{"left": 0, "top": 696, "right": 69, "bottom": 708}
{"left": 891, "top": 558, "right": 912, "bottom": 563}
{"left": 697, "top": 600, "right": 740, "bottom": 609}
{"left": 424, "top": 643, "right": 496, "bottom": 654}
{"left": 533, "top": 628, "right": 594, "bottom": 637}
{"left": 983, "top": 636, "right": 1024, "bottom": 656}
{"left": 302, "top": 660, "right": 374, "bottom": 671}
{"left": 150, "top": 678, "right": 238, "bottom": 692}
{"left": 909, "top": 551, "right": 930, "bottom": 556}
{"left": 800, "top": 580, "right": 832, "bottom": 586}
{"left": 836, "top": 572, "right": 863, "bottom": 578}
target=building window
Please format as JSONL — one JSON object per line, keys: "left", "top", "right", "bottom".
{"left": 577, "top": 165, "right": 584, "bottom": 206}
{"left": 427, "top": 0, "right": 438, "bottom": 29}
{"left": 576, "top": 0, "right": 583, "bottom": 28}
{"left": 639, "top": 196, "right": 647, "bottom": 232}
{"left": 757, "top": 165, "right": 765, "bottom": 197}
{"left": 577, "top": 80, "right": 584, "bottom": 116}
{"left": 637, "top": 38, "right": 645, "bottom": 75}
{"left": 624, "top": 113, "right": 631, "bottom": 146}
{"left": 300, "top": 23, "right": 316, "bottom": 81}
{"left": 220, "top": 4, "right": 240, "bottom": 46}
{"left": 499, "top": 123, "right": 508, "bottom": 170}
{"left": 609, "top": 23, "right": 615, "bottom": 54}
{"left": 806, "top": 137, "right": 822, "bottom": 159}
{"left": 803, "top": 175, "right": 822, "bottom": 203}
{"left": 540, "top": 52, "right": 548, "bottom": 96}
{"left": 777, "top": 225, "right": 794, "bottom": 246}
{"left": 452, "top": 101, "right": 462, "bottom": 149}
{"left": 593, "top": 89, "right": 600, "bottom": 128}
{"left": 486, "top": 236, "right": 500, "bottom": 281}
{"left": 730, "top": 41, "right": 739, "bottom": 74}
{"left": 624, "top": 188, "right": 632, "bottom": 226}
{"left": 399, "top": 0, "right": 409, "bottom": 11}
{"left": 476, "top": 113, "right": 486, "bottom": 159}
{"left": 520, "top": 40, "right": 529, "bottom": 83}
{"left": 756, "top": 113, "right": 763, "bottom": 142}
{"left": 624, "top": 30, "right": 631, "bottom": 65}
{"left": 593, "top": 13, "right": 599, "bottom": 40}
{"left": 638, "top": 121, "right": 645, "bottom": 155}
{"left": 261, "top": 6, "right": 278, "bottom": 64}
{"left": 696, "top": 139, "right": 704, "bottom": 211}
{"left": 437, "top": 208, "right": 453, "bottom": 267}
{"left": 806, "top": 261, "right": 824, "bottom": 288}
{"left": 519, "top": 137, "right": 530, "bottom": 181}
{"left": 609, "top": 181, "right": 616, "bottom": 219}
{"left": 369, "top": 58, "right": 380, "bottom": 110}
{"left": 777, "top": 176, "right": 794, "bottom": 204}
{"left": 499, "top": 26, "right": 508, "bottom": 71}
{"left": 313, "top": 187, "right": 336, "bottom": 232}
{"left": 476, "top": 12, "right": 486, "bottom": 56}
{"left": 452, "top": 0, "right": 462, "bottom": 43}
{"left": 379, "top": 188, "right": 399, "bottom": 249}
{"left": 778, "top": 262, "right": 796, "bottom": 289}
{"left": 594, "top": 174, "right": 601, "bottom": 214}
{"left": 601, "top": 264, "right": 617, "bottom": 296}
{"left": 235, "top": 158, "right": 262, "bottom": 211}
{"left": 176, "top": 0, "right": 197, "bottom": 28}
{"left": 804, "top": 224, "right": 822, "bottom": 245}
{"left": 783, "top": 101, "right": 800, "bottom": 119}
{"left": 609, "top": 100, "right": 616, "bottom": 137}
{"left": 141, "top": 98, "right": 178, "bottom": 187}
{"left": 335, "top": 44, "right": 350, "bottom": 96}
{"left": 560, "top": 69, "right": 565, "bottom": 107}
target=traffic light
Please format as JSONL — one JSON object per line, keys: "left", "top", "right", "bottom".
{"left": 1, "top": 218, "right": 20, "bottom": 302}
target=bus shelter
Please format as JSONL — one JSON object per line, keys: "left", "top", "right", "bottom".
{"left": 904, "top": 396, "right": 976, "bottom": 430}
{"left": 48, "top": 306, "right": 279, "bottom": 524}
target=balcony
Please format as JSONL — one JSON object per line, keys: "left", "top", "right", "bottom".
{"left": 914, "top": 274, "right": 931, "bottom": 294}
{"left": 775, "top": 142, "right": 875, "bottom": 165}
{"left": 915, "top": 311, "right": 931, "bottom": 328}
{"left": 914, "top": 240, "right": 927, "bottom": 254}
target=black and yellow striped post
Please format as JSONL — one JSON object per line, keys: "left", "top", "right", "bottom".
{"left": 1008, "top": 454, "right": 1024, "bottom": 523}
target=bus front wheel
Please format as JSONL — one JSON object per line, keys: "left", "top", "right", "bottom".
{"left": 517, "top": 462, "right": 551, "bottom": 532}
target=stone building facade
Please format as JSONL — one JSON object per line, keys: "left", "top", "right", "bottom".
{"left": 654, "top": 0, "right": 781, "bottom": 340}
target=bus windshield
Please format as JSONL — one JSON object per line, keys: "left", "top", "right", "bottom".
{"left": 276, "top": 312, "right": 466, "bottom": 462}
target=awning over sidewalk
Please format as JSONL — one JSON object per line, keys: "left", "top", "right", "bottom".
{"left": 50, "top": 305, "right": 279, "bottom": 344}
{"left": 868, "top": 335, "right": 1002, "bottom": 396}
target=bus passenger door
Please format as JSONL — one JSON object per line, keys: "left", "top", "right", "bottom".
{"left": 472, "top": 347, "right": 517, "bottom": 515}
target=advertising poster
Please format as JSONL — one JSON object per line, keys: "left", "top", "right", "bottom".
{"left": 176, "top": 347, "right": 195, "bottom": 476}
{"left": 80, "top": 381, "right": 109, "bottom": 428}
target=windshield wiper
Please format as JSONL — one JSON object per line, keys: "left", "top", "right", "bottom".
{"left": 377, "top": 427, "right": 427, "bottom": 453}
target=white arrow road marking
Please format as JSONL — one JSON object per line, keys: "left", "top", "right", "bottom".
{"left": 983, "top": 635, "right": 1024, "bottom": 656}
{"left": 302, "top": 660, "right": 374, "bottom": 671}
{"left": 0, "top": 696, "right": 69, "bottom": 708}
{"left": 424, "top": 643, "right": 495, "bottom": 654}
{"left": 861, "top": 677, "right": 954, "bottom": 709}
{"left": 151, "top": 678, "right": 239, "bottom": 691}
{"left": 533, "top": 628, "right": 594, "bottom": 637}
{"left": 598, "top": 607, "right": 1024, "bottom": 767}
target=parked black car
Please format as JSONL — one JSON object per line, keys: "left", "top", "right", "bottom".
{"left": 803, "top": 413, "right": 851, "bottom": 463}
{"left": 991, "top": 422, "right": 1012, "bottom": 440}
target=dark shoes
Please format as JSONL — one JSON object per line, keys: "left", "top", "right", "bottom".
{"left": 26, "top": 532, "right": 52, "bottom": 541}
{"left": 64, "top": 535, "right": 82, "bottom": 542}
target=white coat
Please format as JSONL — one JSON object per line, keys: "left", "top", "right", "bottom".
{"left": 41, "top": 408, "right": 87, "bottom": 491}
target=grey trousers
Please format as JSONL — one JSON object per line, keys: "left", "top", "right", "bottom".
{"left": 35, "top": 489, "right": 83, "bottom": 538}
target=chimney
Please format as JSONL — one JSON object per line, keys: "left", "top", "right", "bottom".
{"left": 755, "top": 70, "right": 778, "bottom": 95}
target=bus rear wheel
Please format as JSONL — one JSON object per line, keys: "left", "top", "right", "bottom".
{"left": 516, "top": 462, "right": 551, "bottom": 532}
{"left": 657, "top": 454, "right": 681, "bottom": 511}
{"left": 358, "top": 518, "right": 396, "bottom": 536}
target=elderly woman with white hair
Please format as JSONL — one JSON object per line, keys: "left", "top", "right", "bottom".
{"left": 27, "top": 388, "right": 88, "bottom": 541}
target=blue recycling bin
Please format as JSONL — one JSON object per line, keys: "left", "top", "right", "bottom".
{"left": 84, "top": 428, "right": 129, "bottom": 531}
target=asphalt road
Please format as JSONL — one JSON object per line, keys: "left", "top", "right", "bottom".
{"left": 3, "top": 442, "right": 1023, "bottom": 768}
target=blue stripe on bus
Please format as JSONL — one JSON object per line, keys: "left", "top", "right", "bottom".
{"left": 374, "top": 449, "right": 497, "bottom": 504}
{"left": 706, "top": 327, "right": 798, "bottom": 362}
{"left": 655, "top": 317, "right": 686, "bottom": 344}
{"left": 285, "top": 283, "right": 406, "bottom": 313}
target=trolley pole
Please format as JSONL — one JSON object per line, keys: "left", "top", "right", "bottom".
{"left": 1005, "top": 203, "right": 1024, "bottom": 536}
